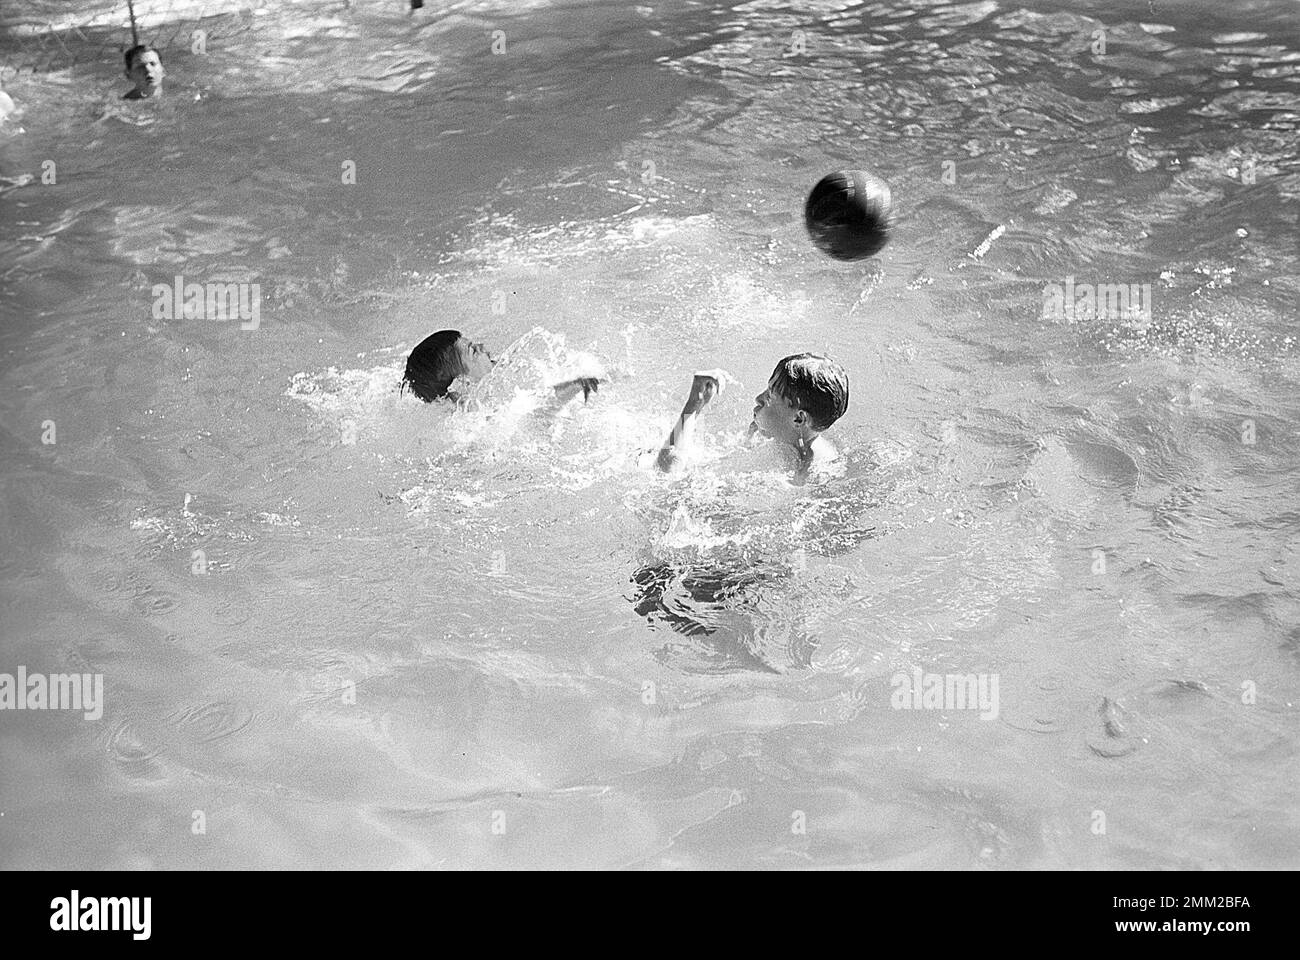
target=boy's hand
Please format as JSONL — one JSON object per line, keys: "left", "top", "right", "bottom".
{"left": 552, "top": 376, "right": 606, "bottom": 403}
{"left": 684, "top": 369, "right": 737, "bottom": 412}
{"left": 655, "top": 369, "right": 736, "bottom": 473}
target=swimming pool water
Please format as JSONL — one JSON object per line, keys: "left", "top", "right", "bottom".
{"left": 0, "top": 0, "right": 1297, "bottom": 869}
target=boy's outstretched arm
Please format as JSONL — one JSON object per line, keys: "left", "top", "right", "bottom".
{"left": 551, "top": 377, "right": 603, "bottom": 404}
{"left": 544, "top": 355, "right": 621, "bottom": 412}
{"left": 656, "top": 369, "right": 734, "bottom": 472}
{"left": 530, "top": 376, "right": 607, "bottom": 421}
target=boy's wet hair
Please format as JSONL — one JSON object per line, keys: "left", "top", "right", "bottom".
{"left": 770, "top": 353, "right": 849, "bottom": 430}
{"left": 402, "top": 329, "right": 466, "bottom": 402}
{"left": 124, "top": 44, "right": 159, "bottom": 71}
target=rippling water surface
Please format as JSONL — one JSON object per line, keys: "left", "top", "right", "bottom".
{"left": 1, "top": 0, "right": 1298, "bottom": 869}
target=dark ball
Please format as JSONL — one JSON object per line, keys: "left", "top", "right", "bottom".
{"left": 804, "top": 170, "right": 895, "bottom": 261}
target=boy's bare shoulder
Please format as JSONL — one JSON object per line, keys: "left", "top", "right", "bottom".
{"left": 798, "top": 437, "right": 844, "bottom": 481}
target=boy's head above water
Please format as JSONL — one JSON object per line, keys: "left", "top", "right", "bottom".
{"left": 750, "top": 353, "right": 849, "bottom": 447}
{"left": 656, "top": 352, "right": 848, "bottom": 474}
{"left": 123, "top": 45, "right": 164, "bottom": 98}
{"left": 402, "top": 329, "right": 494, "bottom": 401}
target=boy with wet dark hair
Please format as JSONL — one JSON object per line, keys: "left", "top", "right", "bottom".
{"left": 401, "top": 330, "right": 494, "bottom": 402}
{"left": 636, "top": 353, "right": 850, "bottom": 670}
{"left": 123, "top": 45, "right": 164, "bottom": 99}
{"left": 656, "top": 353, "right": 849, "bottom": 476}
{"left": 401, "top": 329, "right": 602, "bottom": 404}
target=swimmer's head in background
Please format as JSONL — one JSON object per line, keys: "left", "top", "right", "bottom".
{"left": 124, "top": 45, "right": 164, "bottom": 97}
{"left": 751, "top": 353, "right": 849, "bottom": 444}
{"left": 401, "top": 330, "right": 494, "bottom": 402}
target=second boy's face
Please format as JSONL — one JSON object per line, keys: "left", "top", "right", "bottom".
{"left": 128, "top": 51, "right": 164, "bottom": 90}
{"left": 751, "top": 378, "right": 803, "bottom": 443}
{"left": 456, "top": 337, "right": 494, "bottom": 380}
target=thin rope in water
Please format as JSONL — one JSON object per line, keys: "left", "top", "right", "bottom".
{"left": 126, "top": 0, "right": 140, "bottom": 46}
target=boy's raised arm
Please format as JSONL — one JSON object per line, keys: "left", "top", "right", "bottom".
{"left": 655, "top": 369, "right": 734, "bottom": 472}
